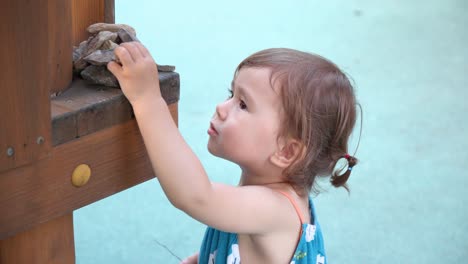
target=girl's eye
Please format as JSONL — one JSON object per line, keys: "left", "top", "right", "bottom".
{"left": 227, "top": 88, "right": 247, "bottom": 110}
{"left": 239, "top": 100, "right": 247, "bottom": 110}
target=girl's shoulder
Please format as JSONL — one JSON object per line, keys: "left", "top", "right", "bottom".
{"left": 267, "top": 186, "right": 312, "bottom": 225}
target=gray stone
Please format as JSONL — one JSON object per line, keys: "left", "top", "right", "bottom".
{"left": 81, "top": 65, "right": 119, "bottom": 87}
{"left": 73, "top": 58, "right": 89, "bottom": 72}
{"left": 73, "top": 40, "right": 91, "bottom": 72}
{"left": 84, "top": 50, "right": 116, "bottom": 66}
{"left": 100, "top": 40, "right": 118, "bottom": 50}
{"left": 117, "top": 28, "right": 139, "bottom": 43}
{"left": 85, "top": 31, "right": 118, "bottom": 56}
{"left": 87, "top": 23, "right": 136, "bottom": 37}
{"left": 157, "top": 65, "right": 176, "bottom": 72}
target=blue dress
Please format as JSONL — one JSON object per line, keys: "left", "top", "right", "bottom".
{"left": 198, "top": 194, "right": 327, "bottom": 264}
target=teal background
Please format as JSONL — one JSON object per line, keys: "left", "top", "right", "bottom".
{"left": 74, "top": 0, "right": 468, "bottom": 263}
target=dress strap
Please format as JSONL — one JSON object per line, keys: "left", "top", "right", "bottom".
{"left": 275, "top": 190, "right": 306, "bottom": 224}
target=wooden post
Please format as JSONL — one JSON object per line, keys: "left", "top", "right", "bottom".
{"left": 72, "top": 0, "right": 115, "bottom": 46}
{"left": 48, "top": 0, "right": 73, "bottom": 95}
{"left": 0, "top": 214, "right": 75, "bottom": 264}
{"left": 0, "top": 0, "right": 75, "bottom": 262}
{"left": 0, "top": 0, "right": 179, "bottom": 263}
{"left": 0, "top": 0, "right": 52, "bottom": 173}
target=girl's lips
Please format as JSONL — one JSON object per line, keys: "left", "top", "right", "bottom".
{"left": 208, "top": 122, "right": 218, "bottom": 136}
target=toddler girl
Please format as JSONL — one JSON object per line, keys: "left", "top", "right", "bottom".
{"left": 108, "top": 42, "right": 358, "bottom": 264}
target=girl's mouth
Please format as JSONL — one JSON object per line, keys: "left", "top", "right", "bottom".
{"left": 208, "top": 122, "right": 218, "bottom": 136}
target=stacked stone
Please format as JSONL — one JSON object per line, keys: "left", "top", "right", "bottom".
{"left": 73, "top": 23, "right": 175, "bottom": 87}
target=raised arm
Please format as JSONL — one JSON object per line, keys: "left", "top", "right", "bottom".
{"left": 107, "top": 42, "right": 294, "bottom": 235}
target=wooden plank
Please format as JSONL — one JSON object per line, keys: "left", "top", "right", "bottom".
{"left": 48, "top": 0, "right": 73, "bottom": 95}
{"left": 72, "top": 0, "right": 105, "bottom": 46}
{"left": 0, "top": 0, "right": 52, "bottom": 173}
{"left": 0, "top": 105, "right": 178, "bottom": 240}
{"left": 0, "top": 213, "right": 75, "bottom": 264}
{"left": 51, "top": 72, "right": 180, "bottom": 146}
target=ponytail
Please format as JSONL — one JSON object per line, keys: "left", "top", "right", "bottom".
{"left": 330, "top": 154, "right": 358, "bottom": 192}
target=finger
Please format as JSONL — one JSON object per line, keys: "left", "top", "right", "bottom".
{"left": 107, "top": 61, "right": 122, "bottom": 76}
{"left": 134, "top": 42, "right": 151, "bottom": 58}
{"left": 120, "top": 42, "right": 143, "bottom": 61}
{"left": 114, "top": 46, "right": 135, "bottom": 66}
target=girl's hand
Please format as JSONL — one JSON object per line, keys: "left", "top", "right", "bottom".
{"left": 180, "top": 252, "right": 199, "bottom": 264}
{"left": 107, "top": 42, "right": 161, "bottom": 107}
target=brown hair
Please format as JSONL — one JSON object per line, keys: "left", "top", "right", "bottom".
{"left": 235, "top": 48, "right": 359, "bottom": 195}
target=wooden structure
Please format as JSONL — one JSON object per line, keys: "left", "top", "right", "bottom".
{"left": 0, "top": 0, "right": 180, "bottom": 263}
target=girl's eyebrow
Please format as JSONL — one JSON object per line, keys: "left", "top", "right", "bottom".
{"left": 231, "top": 81, "right": 254, "bottom": 104}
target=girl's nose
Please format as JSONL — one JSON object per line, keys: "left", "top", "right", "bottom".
{"left": 215, "top": 100, "right": 229, "bottom": 120}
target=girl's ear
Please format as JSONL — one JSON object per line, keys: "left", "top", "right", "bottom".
{"left": 270, "top": 138, "right": 304, "bottom": 169}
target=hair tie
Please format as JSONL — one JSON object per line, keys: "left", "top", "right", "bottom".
{"left": 345, "top": 154, "right": 354, "bottom": 172}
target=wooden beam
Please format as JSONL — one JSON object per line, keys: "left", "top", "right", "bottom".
{"left": 0, "top": 104, "right": 177, "bottom": 240}
{"left": 51, "top": 72, "right": 179, "bottom": 146}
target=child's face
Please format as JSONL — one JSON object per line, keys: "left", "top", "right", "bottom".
{"left": 208, "top": 67, "right": 283, "bottom": 172}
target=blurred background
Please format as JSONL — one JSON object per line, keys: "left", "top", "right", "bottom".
{"left": 74, "top": 0, "right": 468, "bottom": 263}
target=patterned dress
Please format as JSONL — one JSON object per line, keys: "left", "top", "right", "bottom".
{"left": 198, "top": 193, "right": 327, "bottom": 264}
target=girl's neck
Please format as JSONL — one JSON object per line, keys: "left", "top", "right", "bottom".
{"left": 238, "top": 169, "right": 288, "bottom": 187}
{"left": 238, "top": 168, "right": 305, "bottom": 197}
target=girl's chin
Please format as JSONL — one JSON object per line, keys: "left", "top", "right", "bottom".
{"left": 207, "top": 144, "right": 229, "bottom": 160}
{"left": 207, "top": 141, "right": 219, "bottom": 156}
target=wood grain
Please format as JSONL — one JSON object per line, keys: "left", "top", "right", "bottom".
{"left": 48, "top": 0, "right": 73, "bottom": 95}
{"left": 72, "top": 0, "right": 104, "bottom": 46}
{"left": 0, "top": 214, "right": 75, "bottom": 264}
{"left": 0, "top": 104, "right": 178, "bottom": 240}
{"left": 0, "top": 0, "right": 52, "bottom": 173}
{"left": 50, "top": 72, "right": 180, "bottom": 146}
